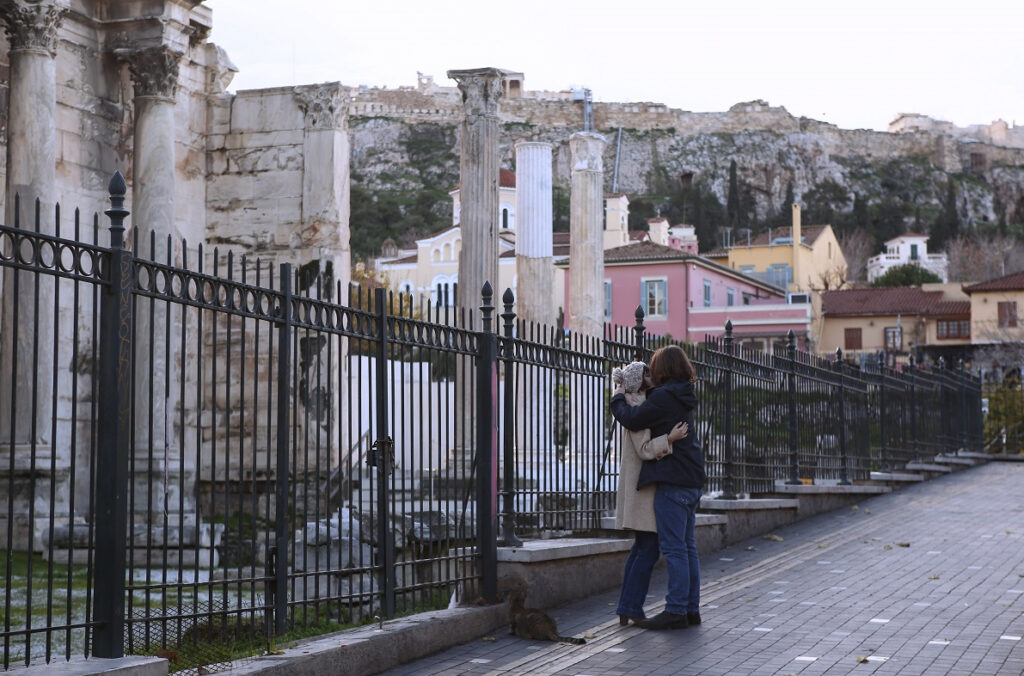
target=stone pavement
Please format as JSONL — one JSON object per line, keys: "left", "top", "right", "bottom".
{"left": 381, "top": 462, "right": 1024, "bottom": 675}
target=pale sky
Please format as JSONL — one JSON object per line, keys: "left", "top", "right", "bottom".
{"left": 207, "top": 0, "right": 1022, "bottom": 132}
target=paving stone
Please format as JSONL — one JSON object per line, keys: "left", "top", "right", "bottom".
{"left": 380, "top": 463, "right": 1024, "bottom": 675}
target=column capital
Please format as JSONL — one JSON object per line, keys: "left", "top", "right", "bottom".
{"left": 0, "top": 0, "right": 67, "bottom": 56}
{"left": 294, "top": 83, "right": 348, "bottom": 130}
{"left": 119, "top": 45, "right": 183, "bottom": 100}
{"left": 570, "top": 131, "right": 607, "bottom": 173}
{"left": 447, "top": 67, "right": 504, "bottom": 118}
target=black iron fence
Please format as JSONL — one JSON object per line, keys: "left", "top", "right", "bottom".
{"left": 0, "top": 175, "right": 984, "bottom": 670}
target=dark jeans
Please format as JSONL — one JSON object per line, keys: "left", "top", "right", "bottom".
{"left": 654, "top": 484, "right": 702, "bottom": 614}
{"left": 616, "top": 529, "right": 659, "bottom": 618}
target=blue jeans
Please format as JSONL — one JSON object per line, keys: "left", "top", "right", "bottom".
{"left": 616, "top": 530, "right": 659, "bottom": 618}
{"left": 654, "top": 484, "right": 702, "bottom": 615}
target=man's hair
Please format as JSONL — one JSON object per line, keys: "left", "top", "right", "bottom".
{"left": 649, "top": 345, "right": 697, "bottom": 386}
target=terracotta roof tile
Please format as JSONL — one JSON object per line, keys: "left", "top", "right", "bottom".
{"left": 821, "top": 287, "right": 968, "bottom": 317}
{"left": 962, "top": 270, "right": 1024, "bottom": 293}
{"left": 604, "top": 241, "right": 692, "bottom": 263}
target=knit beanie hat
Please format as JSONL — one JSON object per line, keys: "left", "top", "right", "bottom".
{"left": 611, "top": 361, "right": 647, "bottom": 394}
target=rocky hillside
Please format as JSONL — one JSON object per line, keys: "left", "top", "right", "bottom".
{"left": 346, "top": 97, "right": 1024, "bottom": 258}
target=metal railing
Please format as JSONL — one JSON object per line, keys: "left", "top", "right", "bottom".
{"left": 0, "top": 175, "right": 985, "bottom": 670}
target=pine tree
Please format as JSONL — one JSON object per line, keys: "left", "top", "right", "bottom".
{"left": 931, "top": 181, "right": 960, "bottom": 249}
{"left": 727, "top": 160, "right": 740, "bottom": 228}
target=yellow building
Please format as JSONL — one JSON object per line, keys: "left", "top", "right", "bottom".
{"left": 818, "top": 284, "right": 970, "bottom": 361}
{"left": 963, "top": 272, "right": 1024, "bottom": 345}
{"left": 712, "top": 204, "right": 847, "bottom": 297}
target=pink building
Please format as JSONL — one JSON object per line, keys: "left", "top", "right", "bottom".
{"left": 557, "top": 241, "right": 811, "bottom": 350}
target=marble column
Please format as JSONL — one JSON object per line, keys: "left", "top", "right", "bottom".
{"left": 122, "top": 45, "right": 184, "bottom": 523}
{"left": 0, "top": 0, "right": 67, "bottom": 550}
{"left": 0, "top": 0, "right": 64, "bottom": 445}
{"left": 127, "top": 46, "right": 183, "bottom": 249}
{"left": 446, "top": 68, "right": 503, "bottom": 321}
{"left": 294, "top": 83, "right": 351, "bottom": 467}
{"left": 513, "top": 141, "right": 555, "bottom": 327}
{"left": 513, "top": 141, "right": 555, "bottom": 465}
{"left": 446, "top": 68, "right": 503, "bottom": 469}
{"left": 568, "top": 132, "right": 607, "bottom": 340}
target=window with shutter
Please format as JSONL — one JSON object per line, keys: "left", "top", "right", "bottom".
{"left": 998, "top": 301, "right": 1018, "bottom": 328}
{"left": 844, "top": 327, "right": 862, "bottom": 350}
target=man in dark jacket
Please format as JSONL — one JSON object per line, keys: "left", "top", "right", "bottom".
{"left": 610, "top": 345, "right": 705, "bottom": 629}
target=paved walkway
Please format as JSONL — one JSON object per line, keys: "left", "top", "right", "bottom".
{"left": 382, "top": 462, "right": 1024, "bottom": 675}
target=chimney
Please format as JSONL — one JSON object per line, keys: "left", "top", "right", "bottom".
{"left": 791, "top": 203, "right": 801, "bottom": 292}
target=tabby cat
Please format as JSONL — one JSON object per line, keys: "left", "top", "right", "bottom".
{"left": 507, "top": 590, "right": 586, "bottom": 644}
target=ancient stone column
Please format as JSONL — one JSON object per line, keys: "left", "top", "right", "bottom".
{"left": 513, "top": 141, "right": 555, "bottom": 468}
{"left": 121, "top": 45, "right": 185, "bottom": 524}
{"left": 127, "top": 46, "right": 183, "bottom": 248}
{"left": 0, "top": 0, "right": 65, "bottom": 446}
{"left": 568, "top": 132, "right": 607, "bottom": 339}
{"left": 514, "top": 140, "right": 555, "bottom": 327}
{"left": 447, "top": 68, "right": 503, "bottom": 469}
{"left": 446, "top": 68, "right": 503, "bottom": 321}
{"left": 0, "top": 0, "right": 67, "bottom": 550}
{"left": 293, "top": 83, "right": 351, "bottom": 470}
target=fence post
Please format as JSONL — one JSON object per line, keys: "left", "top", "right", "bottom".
{"left": 785, "top": 330, "right": 800, "bottom": 485}
{"left": 835, "top": 348, "right": 851, "bottom": 485}
{"left": 958, "top": 360, "right": 968, "bottom": 453}
{"left": 93, "top": 172, "right": 132, "bottom": 658}
{"left": 372, "top": 287, "right": 396, "bottom": 616}
{"left": 937, "top": 356, "right": 948, "bottom": 455}
{"left": 877, "top": 352, "right": 887, "bottom": 470}
{"left": 633, "top": 305, "right": 646, "bottom": 361}
{"left": 476, "top": 283, "right": 499, "bottom": 603}
{"left": 721, "top": 321, "right": 737, "bottom": 499}
{"left": 272, "top": 263, "right": 293, "bottom": 634}
{"left": 909, "top": 354, "right": 919, "bottom": 462}
{"left": 497, "top": 288, "right": 521, "bottom": 547}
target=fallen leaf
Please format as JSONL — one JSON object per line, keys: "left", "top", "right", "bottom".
{"left": 856, "top": 656, "right": 869, "bottom": 663}
{"left": 267, "top": 649, "right": 285, "bottom": 656}
{"left": 763, "top": 534, "right": 784, "bottom": 542}
{"left": 929, "top": 575, "right": 940, "bottom": 580}
{"left": 1007, "top": 531, "right": 1013, "bottom": 535}
{"left": 864, "top": 509, "right": 872, "bottom": 514}
{"left": 897, "top": 542, "right": 910, "bottom": 547}
{"left": 883, "top": 545, "right": 893, "bottom": 550}
{"left": 851, "top": 505, "right": 859, "bottom": 511}
{"left": 481, "top": 636, "right": 496, "bottom": 642}
{"left": 817, "top": 544, "right": 828, "bottom": 549}
{"left": 583, "top": 633, "right": 596, "bottom": 639}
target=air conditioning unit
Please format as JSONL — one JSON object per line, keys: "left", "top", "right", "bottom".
{"left": 788, "top": 293, "right": 810, "bottom": 304}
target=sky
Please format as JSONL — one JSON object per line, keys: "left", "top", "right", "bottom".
{"left": 206, "top": 0, "right": 1022, "bottom": 133}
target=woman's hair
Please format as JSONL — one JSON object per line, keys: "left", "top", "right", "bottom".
{"left": 649, "top": 345, "right": 697, "bottom": 385}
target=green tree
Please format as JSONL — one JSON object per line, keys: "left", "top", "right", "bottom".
{"left": 727, "top": 160, "right": 740, "bottom": 228}
{"left": 803, "top": 179, "right": 849, "bottom": 226}
{"left": 930, "top": 180, "right": 960, "bottom": 249}
{"left": 870, "top": 263, "right": 942, "bottom": 287}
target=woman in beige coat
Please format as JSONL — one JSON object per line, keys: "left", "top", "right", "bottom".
{"left": 612, "top": 361, "right": 687, "bottom": 625}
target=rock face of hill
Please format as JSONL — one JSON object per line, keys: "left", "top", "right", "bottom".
{"left": 345, "top": 87, "right": 1024, "bottom": 256}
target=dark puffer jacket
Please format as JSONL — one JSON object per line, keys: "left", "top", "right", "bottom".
{"left": 610, "top": 379, "right": 706, "bottom": 490}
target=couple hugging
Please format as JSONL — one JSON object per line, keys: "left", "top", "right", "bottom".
{"left": 610, "top": 345, "right": 706, "bottom": 630}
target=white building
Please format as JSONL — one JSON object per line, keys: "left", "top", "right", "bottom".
{"left": 867, "top": 233, "right": 948, "bottom": 283}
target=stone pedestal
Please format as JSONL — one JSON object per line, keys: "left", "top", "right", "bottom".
{"left": 0, "top": 445, "right": 69, "bottom": 551}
